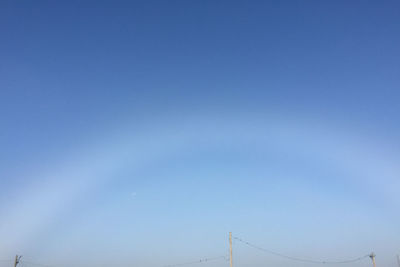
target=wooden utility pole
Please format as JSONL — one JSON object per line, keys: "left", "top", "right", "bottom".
{"left": 229, "top": 232, "right": 233, "bottom": 267}
{"left": 369, "top": 253, "right": 376, "bottom": 267}
{"left": 14, "top": 255, "right": 22, "bottom": 267}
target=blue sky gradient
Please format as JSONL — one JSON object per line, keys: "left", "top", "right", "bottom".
{"left": 1, "top": 1, "right": 399, "bottom": 267}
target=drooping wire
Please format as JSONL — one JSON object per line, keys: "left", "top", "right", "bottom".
{"left": 18, "top": 255, "right": 228, "bottom": 267}
{"left": 20, "top": 260, "right": 57, "bottom": 267}
{"left": 163, "top": 255, "right": 229, "bottom": 267}
{"left": 233, "top": 236, "right": 370, "bottom": 264}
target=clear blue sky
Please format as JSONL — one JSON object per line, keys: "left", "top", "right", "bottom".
{"left": 0, "top": 1, "right": 399, "bottom": 267}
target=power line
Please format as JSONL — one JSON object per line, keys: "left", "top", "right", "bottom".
{"left": 233, "top": 236, "right": 370, "bottom": 264}
{"left": 163, "top": 255, "right": 228, "bottom": 267}
{"left": 19, "top": 256, "right": 228, "bottom": 267}
{"left": 20, "top": 260, "right": 56, "bottom": 267}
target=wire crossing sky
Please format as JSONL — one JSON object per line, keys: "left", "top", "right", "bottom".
{"left": 233, "top": 236, "right": 370, "bottom": 264}
{"left": 0, "top": 1, "right": 399, "bottom": 267}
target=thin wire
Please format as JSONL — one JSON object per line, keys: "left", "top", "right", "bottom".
{"left": 18, "top": 255, "right": 228, "bottom": 267}
{"left": 20, "top": 260, "right": 57, "bottom": 267}
{"left": 233, "top": 236, "right": 370, "bottom": 264}
{"left": 163, "top": 255, "right": 228, "bottom": 267}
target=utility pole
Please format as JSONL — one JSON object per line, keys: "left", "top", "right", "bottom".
{"left": 14, "top": 255, "right": 22, "bottom": 267}
{"left": 396, "top": 254, "right": 400, "bottom": 267}
{"left": 369, "top": 253, "right": 376, "bottom": 267}
{"left": 229, "top": 232, "right": 233, "bottom": 267}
